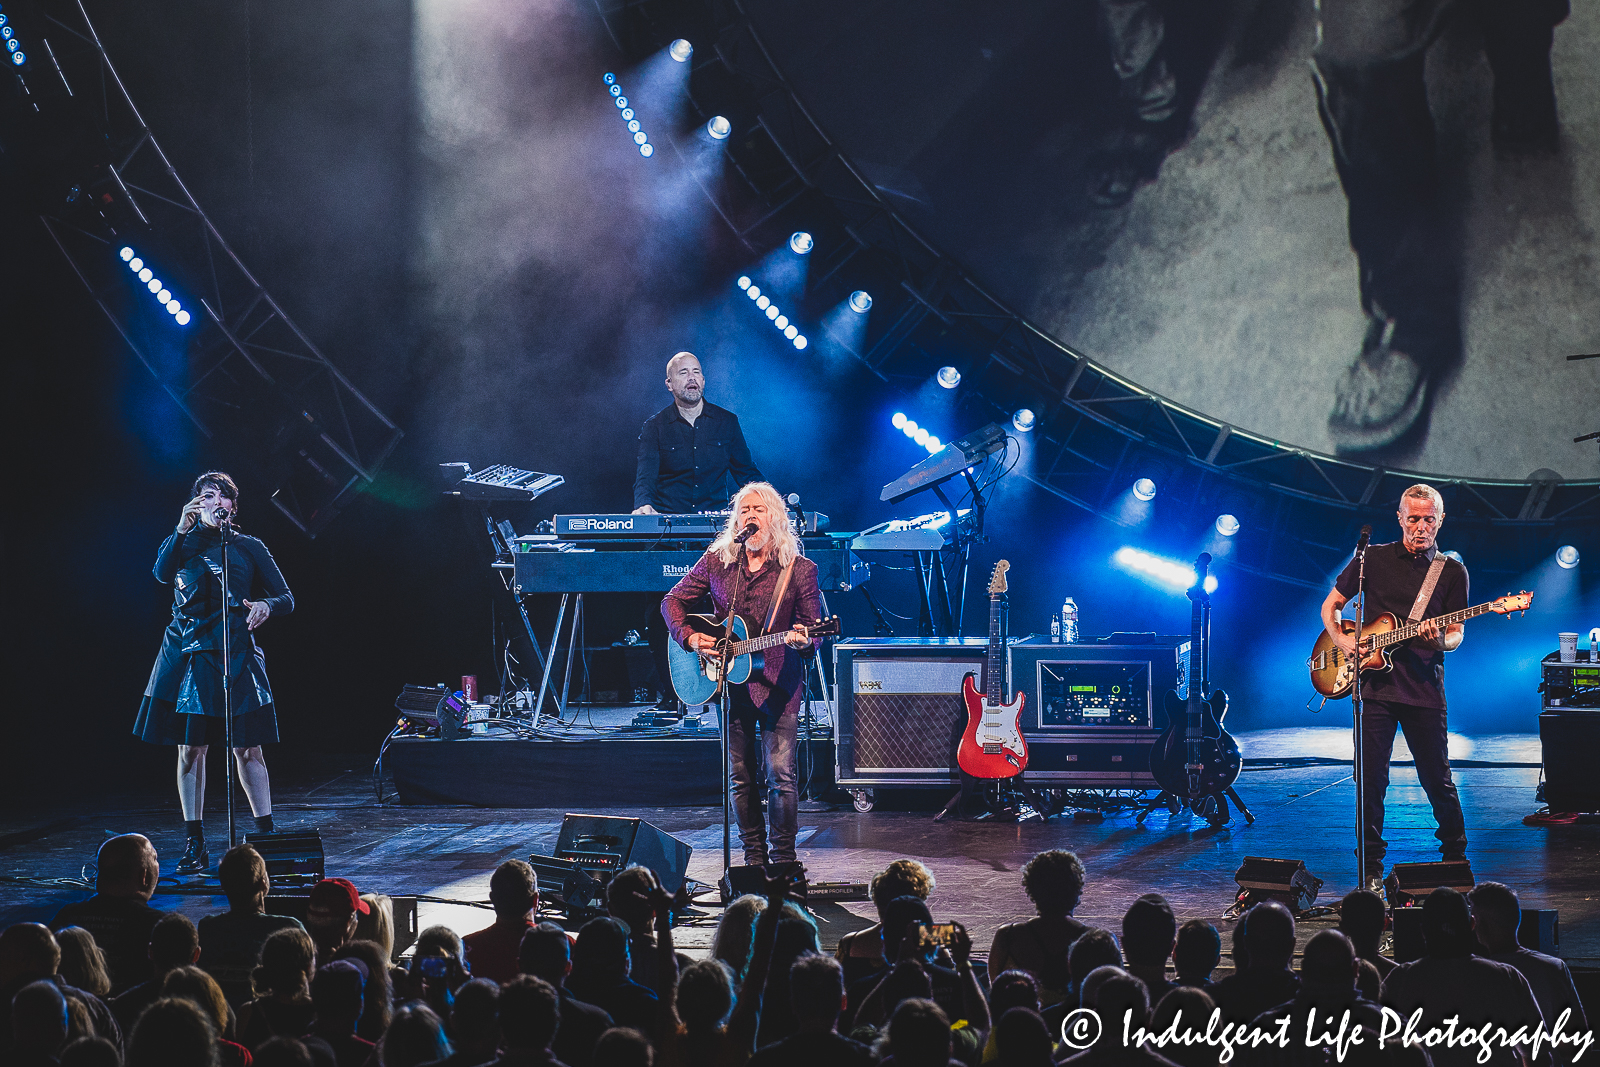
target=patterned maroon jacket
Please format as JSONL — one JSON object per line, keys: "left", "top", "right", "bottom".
{"left": 661, "top": 549, "right": 823, "bottom": 714}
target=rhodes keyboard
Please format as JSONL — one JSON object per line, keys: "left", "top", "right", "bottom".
{"left": 512, "top": 537, "right": 866, "bottom": 593}
{"left": 555, "top": 512, "right": 830, "bottom": 538}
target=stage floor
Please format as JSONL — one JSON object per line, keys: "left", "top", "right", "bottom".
{"left": 3, "top": 728, "right": 1596, "bottom": 969}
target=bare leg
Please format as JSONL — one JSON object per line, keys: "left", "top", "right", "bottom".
{"left": 178, "top": 745, "right": 208, "bottom": 821}
{"left": 234, "top": 746, "right": 272, "bottom": 818}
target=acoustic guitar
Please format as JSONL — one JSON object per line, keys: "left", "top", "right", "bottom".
{"left": 1307, "top": 591, "right": 1533, "bottom": 698}
{"left": 667, "top": 614, "right": 840, "bottom": 707}
{"left": 956, "top": 561, "right": 1029, "bottom": 779}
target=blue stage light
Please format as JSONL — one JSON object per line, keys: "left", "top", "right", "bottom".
{"left": 1556, "top": 545, "right": 1579, "bottom": 569}
{"left": 756, "top": 295, "right": 770, "bottom": 310}
{"left": 1132, "top": 477, "right": 1157, "bottom": 501}
{"left": 737, "top": 276, "right": 751, "bottom": 290}
{"left": 783, "top": 324, "right": 798, "bottom": 339}
{"left": 793, "top": 335, "right": 807, "bottom": 350}
{"left": 119, "top": 246, "right": 134, "bottom": 262}
{"left": 937, "top": 366, "right": 960, "bottom": 389}
{"left": 604, "top": 72, "right": 616, "bottom": 85}
{"left": 789, "top": 231, "right": 813, "bottom": 255}
{"left": 746, "top": 285, "right": 761, "bottom": 299}
{"left": 892, "top": 412, "right": 907, "bottom": 429}
{"left": 903, "top": 419, "right": 919, "bottom": 437}
{"left": 670, "top": 39, "right": 693, "bottom": 62}
{"left": 119, "top": 245, "right": 191, "bottom": 326}
{"left": 925, "top": 436, "right": 942, "bottom": 454}
{"left": 639, "top": 143, "right": 653, "bottom": 157}
{"left": 1114, "top": 547, "right": 1218, "bottom": 593}
{"left": 1012, "top": 408, "right": 1035, "bottom": 433}
{"left": 849, "top": 290, "right": 872, "bottom": 313}
{"left": 707, "top": 116, "right": 731, "bottom": 140}
{"left": 603, "top": 74, "right": 654, "bottom": 158}
{"left": 913, "top": 427, "right": 930, "bottom": 446}
{"left": 1215, "top": 514, "right": 1240, "bottom": 536}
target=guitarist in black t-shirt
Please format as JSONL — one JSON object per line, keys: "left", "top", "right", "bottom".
{"left": 1319, "top": 484, "right": 1468, "bottom": 891}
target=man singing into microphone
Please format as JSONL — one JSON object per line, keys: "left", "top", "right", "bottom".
{"left": 133, "top": 472, "right": 294, "bottom": 874}
{"left": 662, "top": 482, "right": 821, "bottom": 868}
{"left": 1320, "top": 483, "right": 1468, "bottom": 892}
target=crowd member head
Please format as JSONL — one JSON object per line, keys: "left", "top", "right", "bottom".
{"left": 55, "top": 927, "right": 111, "bottom": 997}
{"left": 0, "top": 923, "right": 61, "bottom": 989}
{"left": 97, "top": 835, "right": 160, "bottom": 901}
{"left": 1149, "top": 986, "right": 1217, "bottom": 1067}
{"left": 994, "top": 1006, "right": 1053, "bottom": 1067}
{"left": 1022, "top": 849, "right": 1086, "bottom": 917}
{"left": 1467, "top": 882, "right": 1522, "bottom": 952}
{"left": 879, "top": 958, "right": 935, "bottom": 1020}
{"left": 606, "top": 865, "right": 658, "bottom": 934}
{"left": 490, "top": 860, "right": 540, "bottom": 923}
{"left": 1084, "top": 965, "right": 1151, "bottom": 1034}
{"left": 310, "top": 959, "right": 366, "bottom": 1034}
{"left": 1173, "top": 919, "right": 1222, "bottom": 985}
{"left": 410, "top": 925, "right": 466, "bottom": 975}
{"left": 989, "top": 970, "right": 1041, "bottom": 1017}
{"left": 449, "top": 978, "right": 501, "bottom": 1062}
{"left": 885, "top": 997, "right": 951, "bottom": 1067}
{"left": 709, "top": 895, "right": 764, "bottom": 984}
{"left": 872, "top": 860, "right": 935, "bottom": 915}
{"left": 1420, "top": 886, "right": 1475, "bottom": 956}
{"left": 500, "top": 975, "right": 562, "bottom": 1053}
{"left": 11, "top": 979, "right": 70, "bottom": 1061}
{"left": 379, "top": 1003, "right": 452, "bottom": 1067}
{"left": 219, "top": 844, "right": 271, "bottom": 913}
{"left": 354, "top": 894, "right": 394, "bottom": 959}
{"left": 163, "top": 965, "right": 232, "bottom": 1038}
{"left": 126, "top": 996, "right": 218, "bottom": 1067}
{"left": 1244, "top": 901, "right": 1295, "bottom": 972}
{"left": 789, "top": 955, "right": 848, "bottom": 1030}
{"left": 880, "top": 896, "right": 936, "bottom": 964}
{"left": 253, "top": 927, "right": 316, "bottom": 1001}
{"left": 675, "top": 959, "right": 735, "bottom": 1034}
{"left": 1337, "top": 889, "right": 1388, "bottom": 958}
{"left": 58, "top": 1036, "right": 121, "bottom": 1067}
{"left": 593, "top": 1026, "right": 654, "bottom": 1067}
{"left": 1299, "top": 931, "right": 1361, "bottom": 998}
{"left": 253, "top": 1037, "right": 314, "bottom": 1067}
{"left": 333, "top": 940, "right": 394, "bottom": 1041}
{"left": 1067, "top": 928, "right": 1122, "bottom": 1000}
{"left": 572, "top": 917, "right": 633, "bottom": 988}
{"left": 304, "top": 879, "right": 369, "bottom": 962}
{"left": 519, "top": 922, "right": 573, "bottom": 985}
{"left": 1123, "top": 894, "right": 1177, "bottom": 969}
{"left": 150, "top": 913, "right": 202, "bottom": 975}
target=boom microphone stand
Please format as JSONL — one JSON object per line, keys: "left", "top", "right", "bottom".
{"left": 218, "top": 511, "right": 240, "bottom": 852}
{"left": 716, "top": 550, "right": 749, "bottom": 879}
{"left": 1351, "top": 524, "right": 1371, "bottom": 888}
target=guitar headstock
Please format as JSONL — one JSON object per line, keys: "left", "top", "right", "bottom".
{"left": 1491, "top": 591, "right": 1534, "bottom": 615}
{"left": 806, "top": 616, "right": 842, "bottom": 638}
{"left": 988, "top": 560, "right": 1010, "bottom": 598}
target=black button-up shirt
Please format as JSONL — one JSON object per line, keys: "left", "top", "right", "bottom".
{"left": 1335, "top": 541, "right": 1468, "bottom": 709}
{"left": 633, "top": 401, "right": 763, "bottom": 513}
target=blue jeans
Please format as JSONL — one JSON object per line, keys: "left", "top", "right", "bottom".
{"left": 1360, "top": 699, "right": 1467, "bottom": 871}
{"left": 727, "top": 684, "right": 799, "bottom": 865}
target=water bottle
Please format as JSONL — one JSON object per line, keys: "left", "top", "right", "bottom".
{"left": 1050, "top": 613, "right": 1061, "bottom": 643}
{"left": 1061, "top": 597, "right": 1079, "bottom": 644}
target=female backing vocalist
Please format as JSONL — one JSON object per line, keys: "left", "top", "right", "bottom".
{"left": 132, "top": 471, "right": 294, "bottom": 874}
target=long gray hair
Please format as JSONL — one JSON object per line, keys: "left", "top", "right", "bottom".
{"left": 711, "top": 481, "right": 799, "bottom": 567}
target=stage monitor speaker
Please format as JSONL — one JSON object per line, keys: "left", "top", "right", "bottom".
{"left": 552, "top": 813, "right": 693, "bottom": 894}
{"left": 1539, "top": 713, "right": 1600, "bottom": 812}
{"left": 1384, "top": 860, "right": 1473, "bottom": 908}
{"left": 245, "top": 829, "right": 324, "bottom": 891}
{"left": 833, "top": 640, "right": 987, "bottom": 788}
{"left": 1233, "top": 856, "right": 1323, "bottom": 913}
{"left": 718, "top": 861, "right": 804, "bottom": 903}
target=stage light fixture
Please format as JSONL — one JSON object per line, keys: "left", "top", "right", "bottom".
{"left": 737, "top": 276, "right": 751, "bottom": 290}
{"left": 707, "top": 115, "right": 731, "bottom": 140}
{"left": 902, "top": 419, "right": 919, "bottom": 437}
{"left": 747, "top": 285, "right": 760, "bottom": 299}
{"left": 1556, "top": 545, "right": 1579, "bottom": 569}
{"left": 756, "top": 295, "right": 771, "bottom": 310}
{"left": 734, "top": 275, "right": 808, "bottom": 350}
{"left": 784, "top": 325, "right": 798, "bottom": 339}
{"left": 603, "top": 73, "right": 653, "bottom": 157}
{"left": 121, "top": 245, "right": 189, "bottom": 325}
{"left": 937, "top": 366, "right": 961, "bottom": 389}
{"left": 1, "top": 10, "right": 24, "bottom": 67}
{"left": 1132, "top": 478, "right": 1157, "bottom": 501}
{"left": 1114, "top": 546, "right": 1218, "bottom": 594}
{"left": 789, "top": 231, "right": 813, "bottom": 255}
{"left": 913, "top": 427, "right": 930, "bottom": 446}
{"left": 1215, "top": 514, "right": 1240, "bottom": 537}
{"left": 925, "top": 436, "right": 942, "bottom": 454}
{"left": 1012, "top": 408, "right": 1036, "bottom": 433}
{"left": 892, "top": 412, "right": 907, "bottom": 429}
{"left": 849, "top": 290, "right": 872, "bottom": 313}
{"left": 793, "top": 335, "right": 808, "bottom": 350}
{"left": 670, "top": 39, "right": 693, "bottom": 62}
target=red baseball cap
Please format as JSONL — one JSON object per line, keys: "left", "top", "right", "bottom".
{"left": 307, "top": 877, "right": 370, "bottom": 918}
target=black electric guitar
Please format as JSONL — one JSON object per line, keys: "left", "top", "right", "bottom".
{"left": 1149, "top": 553, "right": 1242, "bottom": 809}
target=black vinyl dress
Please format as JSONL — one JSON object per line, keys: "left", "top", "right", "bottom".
{"left": 133, "top": 525, "right": 294, "bottom": 747}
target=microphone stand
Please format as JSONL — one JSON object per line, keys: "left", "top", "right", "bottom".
{"left": 717, "top": 547, "right": 748, "bottom": 879}
{"left": 218, "top": 514, "right": 239, "bottom": 852}
{"left": 1351, "top": 529, "right": 1369, "bottom": 888}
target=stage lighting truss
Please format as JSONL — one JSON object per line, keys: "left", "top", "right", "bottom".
{"left": 736, "top": 275, "right": 807, "bottom": 349}
{"left": 0, "top": 6, "right": 27, "bottom": 67}
{"left": 27, "top": 2, "right": 401, "bottom": 538}
{"left": 603, "top": 72, "right": 654, "bottom": 157}
{"left": 890, "top": 412, "right": 942, "bottom": 455}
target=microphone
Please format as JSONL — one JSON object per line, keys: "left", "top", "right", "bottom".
{"left": 733, "top": 522, "right": 759, "bottom": 545}
{"left": 214, "top": 507, "right": 233, "bottom": 524}
{"left": 1356, "top": 524, "right": 1371, "bottom": 551}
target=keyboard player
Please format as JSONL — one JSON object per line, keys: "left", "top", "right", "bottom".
{"left": 633, "top": 351, "right": 764, "bottom": 714}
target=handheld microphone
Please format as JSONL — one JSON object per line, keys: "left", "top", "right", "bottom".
{"left": 1357, "top": 524, "right": 1371, "bottom": 551}
{"left": 733, "top": 522, "right": 759, "bottom": 545}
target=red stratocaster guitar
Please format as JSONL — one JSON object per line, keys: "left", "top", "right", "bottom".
{"left": 956, "top": 561, "right": 1028, "bottom": 779}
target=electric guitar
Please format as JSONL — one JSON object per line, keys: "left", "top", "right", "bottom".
{"left": 956, "top": 561, "right": 1029, "bottom": 779}
{"left": 667, "top": 614, "right": 840, "bottom": 707}
{"left": 1149, "top": 553, "right": 1241, "bottom": 801}
{"left": 1307, "top": 591, "right": 1533, "bottom": 698}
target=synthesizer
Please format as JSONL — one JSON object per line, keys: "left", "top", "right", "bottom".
{"left": 554, "top": 512, "right": 830, "bottom": 538}
{"left": 441, "top": 462, "right": 565, "bottom": 502}
{"left": 511, "top": 538, "right": 867, "bottom": 593}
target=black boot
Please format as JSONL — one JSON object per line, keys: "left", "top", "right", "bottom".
{"left": 176, "top": 836, "right": 209, "bottom": 875}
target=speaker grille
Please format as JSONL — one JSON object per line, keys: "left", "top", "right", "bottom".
{"left": 853, "top": 693, "right": 964, "bottom": 772}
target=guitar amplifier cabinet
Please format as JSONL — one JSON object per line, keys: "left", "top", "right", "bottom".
{"left": 834, "top": 639, "right": 987, "bottom": 788}
{"left": 1539, "top": 712, "right": 1600, "bottom": 812}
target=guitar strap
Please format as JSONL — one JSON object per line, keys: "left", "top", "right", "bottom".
{"left": 1407, "top": 556, "right": 1448, "bottom": 623}
{"left": 761, "top": 561, "right": 795, "bottom": 636}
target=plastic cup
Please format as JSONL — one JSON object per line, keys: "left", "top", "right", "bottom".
{"left": 1558, "top": 633, "right": 1578, "bottom": 663}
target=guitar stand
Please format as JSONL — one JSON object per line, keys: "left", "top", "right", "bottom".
{"left": 1136, "top": 786, "right": 1255, "bottom": 827}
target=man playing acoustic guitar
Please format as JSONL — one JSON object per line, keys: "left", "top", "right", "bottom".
{"left": 1320, "top": 483, "right": 1468, "bottom": 892}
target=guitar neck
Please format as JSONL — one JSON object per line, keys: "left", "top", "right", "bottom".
{"left": 729, "top": 628, "right": 807, "bottom": 657}
{"left": 1371, "top": 601, "right": 1498, "bottom": 648}
{"left": 987, "top": 594, "right": 1006, "bottom": 705}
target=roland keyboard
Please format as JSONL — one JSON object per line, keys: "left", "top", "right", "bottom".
{"left": 554, "top": 512, "right": 830, "bottom": 538}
